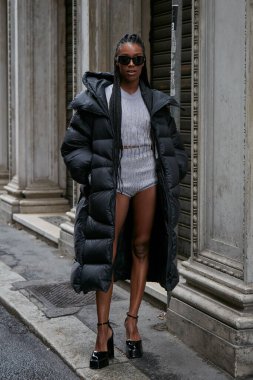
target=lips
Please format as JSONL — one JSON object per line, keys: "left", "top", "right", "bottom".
{"left": 127, "top": 71, "right": 137, "bottom": 75}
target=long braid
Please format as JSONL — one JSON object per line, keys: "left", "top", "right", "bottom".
{"left": 109, "top": 34, "right": 150, "bottom": 189}
{"left": 109, "top": 69, "right": 123, "bottom": 190}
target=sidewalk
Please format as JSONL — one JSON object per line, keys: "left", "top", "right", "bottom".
{"left": 0, "top": 222, "right": 233, "bottom": 380}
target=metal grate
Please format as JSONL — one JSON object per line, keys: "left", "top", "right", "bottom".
{"left": 14, "top": 281, "right": 124, "bottom": 318}
{"left": 30, "top": 282, "right": 95, "bottom": 308}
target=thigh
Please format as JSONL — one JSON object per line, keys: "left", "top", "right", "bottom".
{"left": 132, "top": 185, "right": 157, "bottom": 241}
{"left": 113, "top": 192, "right": 130, "bottom": 252}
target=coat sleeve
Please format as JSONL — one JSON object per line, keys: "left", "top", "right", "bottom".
{"left": 61, "top": 110, "right": 92, "bottom": 189}
{"left": 169, "top": 115, "right": 188, "bottom": 180}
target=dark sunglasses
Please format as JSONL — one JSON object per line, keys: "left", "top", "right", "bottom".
{"left": 116, "top": 55, "right": 145, "bottom": 66}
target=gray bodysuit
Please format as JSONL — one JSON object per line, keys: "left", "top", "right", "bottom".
{"left": 105, "top": 85, "right": 157, "bottom": 197}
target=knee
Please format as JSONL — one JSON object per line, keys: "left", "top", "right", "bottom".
{"left": 132, "top": 239, "right": 149, "bottom": 260}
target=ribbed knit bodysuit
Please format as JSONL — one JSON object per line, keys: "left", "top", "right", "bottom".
{"left": 105, "top": 85, "right": 157, "bottom": 197}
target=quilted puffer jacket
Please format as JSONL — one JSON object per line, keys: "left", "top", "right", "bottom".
{"left": 61, "top": 72, "right": 188, "bottom": 294}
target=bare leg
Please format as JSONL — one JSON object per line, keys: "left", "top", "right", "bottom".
{"left": 125, "top": 185, "right": 157, "bottom": 341}
{"left": 95, "top": 193, "right": 130, "bottom": 351}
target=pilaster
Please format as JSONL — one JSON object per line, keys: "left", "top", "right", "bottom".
{"left": 167, "top": 0, "right": 253, "bottom": 377}
{"left": 0, "top": 0, "right": 9, "bottom": 192}
{"left": 0, "top": 0, "right": 69, "bottom": 222}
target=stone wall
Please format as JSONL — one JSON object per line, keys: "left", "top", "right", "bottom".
{"left": 167, "top": 0, "right": 253, "bottom": 377}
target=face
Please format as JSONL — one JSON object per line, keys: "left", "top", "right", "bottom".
{"left": 115, "top": 43, "right": 145, "bottom": 84}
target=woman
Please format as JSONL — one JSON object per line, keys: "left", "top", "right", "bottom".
{"left": 61, "top": 34, "right": 188, "bottom": 369}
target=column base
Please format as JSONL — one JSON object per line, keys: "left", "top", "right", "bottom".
{"left": 0, "top": 191, "right": 69, "bottom": 222}
{"left": 168, "top": 261, "right": 253, "bottom": 378}
{"left": 58, "top": 209, "right": 75, "bottom": 258}
{"left": 19, "top": 198, "right": 69, "bottom": 213}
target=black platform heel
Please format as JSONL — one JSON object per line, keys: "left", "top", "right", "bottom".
{"left": 125, "top": 313, "right": 143, "bottom": 359}
{"left": 90, "top": 321, "right": 114, "bottom": 369}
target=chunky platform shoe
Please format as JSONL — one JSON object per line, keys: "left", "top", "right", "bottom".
{"left": 90, "top": 321, "right": 114, "bottom": 369}
{"left": 125, "top": 313, "right": 143, "bottom": 359}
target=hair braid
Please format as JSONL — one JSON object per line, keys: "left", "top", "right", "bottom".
{"left": 109, "top": 34, "right": 150, "bottom": 190}
{"left": 109, "top": 69, "right": 123, "bottom": 189}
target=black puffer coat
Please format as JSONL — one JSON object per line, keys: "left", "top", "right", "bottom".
{"left": 61, "top": 72, "right": 188, "bottom": 294}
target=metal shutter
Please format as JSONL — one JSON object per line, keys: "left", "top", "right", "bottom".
{"left": 150, "top": 0, "right": 192, "bottom": 259}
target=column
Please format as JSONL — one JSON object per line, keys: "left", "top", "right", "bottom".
{"left": 167, "top": 0, "right": 253, "bottom": 378}
{"left": 0, "top": 0, "right": 69, "bottom": 222}
{"left": 0, "top": 0, "right": 9, "bottom": 192}
{"left": 59, "top": 0, "right": 145, "bottom": 256}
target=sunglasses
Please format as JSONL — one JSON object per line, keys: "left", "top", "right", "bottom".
{"left": 116, "top": 55, "right": 145, "bottom": 66}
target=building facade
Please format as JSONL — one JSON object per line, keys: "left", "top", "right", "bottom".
{"left": 0, "top": 0, "right": 253, "bottom": 377}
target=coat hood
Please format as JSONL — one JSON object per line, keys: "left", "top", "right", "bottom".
{"left": 82, "top": 71, "right": 114, "bottom": 94}
{"left": 70, "top": 72, "right": 113, "bottom": 115}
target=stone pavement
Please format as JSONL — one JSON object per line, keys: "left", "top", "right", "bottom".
{"left": 0, "top": 222, "right": 234, "bottom": 380}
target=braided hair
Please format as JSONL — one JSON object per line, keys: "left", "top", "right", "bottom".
{"left": 109, "top": 34, "right": 150, "bottom": 189}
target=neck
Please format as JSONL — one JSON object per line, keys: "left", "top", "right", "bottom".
{"left": 120, "top": 80, "right": 139, "bottom": 94}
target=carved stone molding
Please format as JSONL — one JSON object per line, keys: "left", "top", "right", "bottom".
{"left": 191, "top": 0, "right": 199, "bottom": 257}
{"left": 245, "top": 0, "right": 253, "bottom": 283}
{"left": 194, "top": 256, "right": 243, "bottom": 279}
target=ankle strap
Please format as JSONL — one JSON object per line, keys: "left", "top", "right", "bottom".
{"left": 97, "top": 320, "right": 110, "bottom": 327}
{"left": 126, "top": 312, "right": 138, "bottom": 320}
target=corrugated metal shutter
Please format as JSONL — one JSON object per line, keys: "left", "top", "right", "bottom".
{"left": 150, "top": 0, "right": 192, "bottom": 259}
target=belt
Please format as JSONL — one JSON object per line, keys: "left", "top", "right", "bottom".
{"left": 122, "top": 145, "right": 152, "bottom": 149}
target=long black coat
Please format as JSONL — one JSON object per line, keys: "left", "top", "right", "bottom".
{"left": 61, "top": 72, "right": 188, "bottom": 294}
